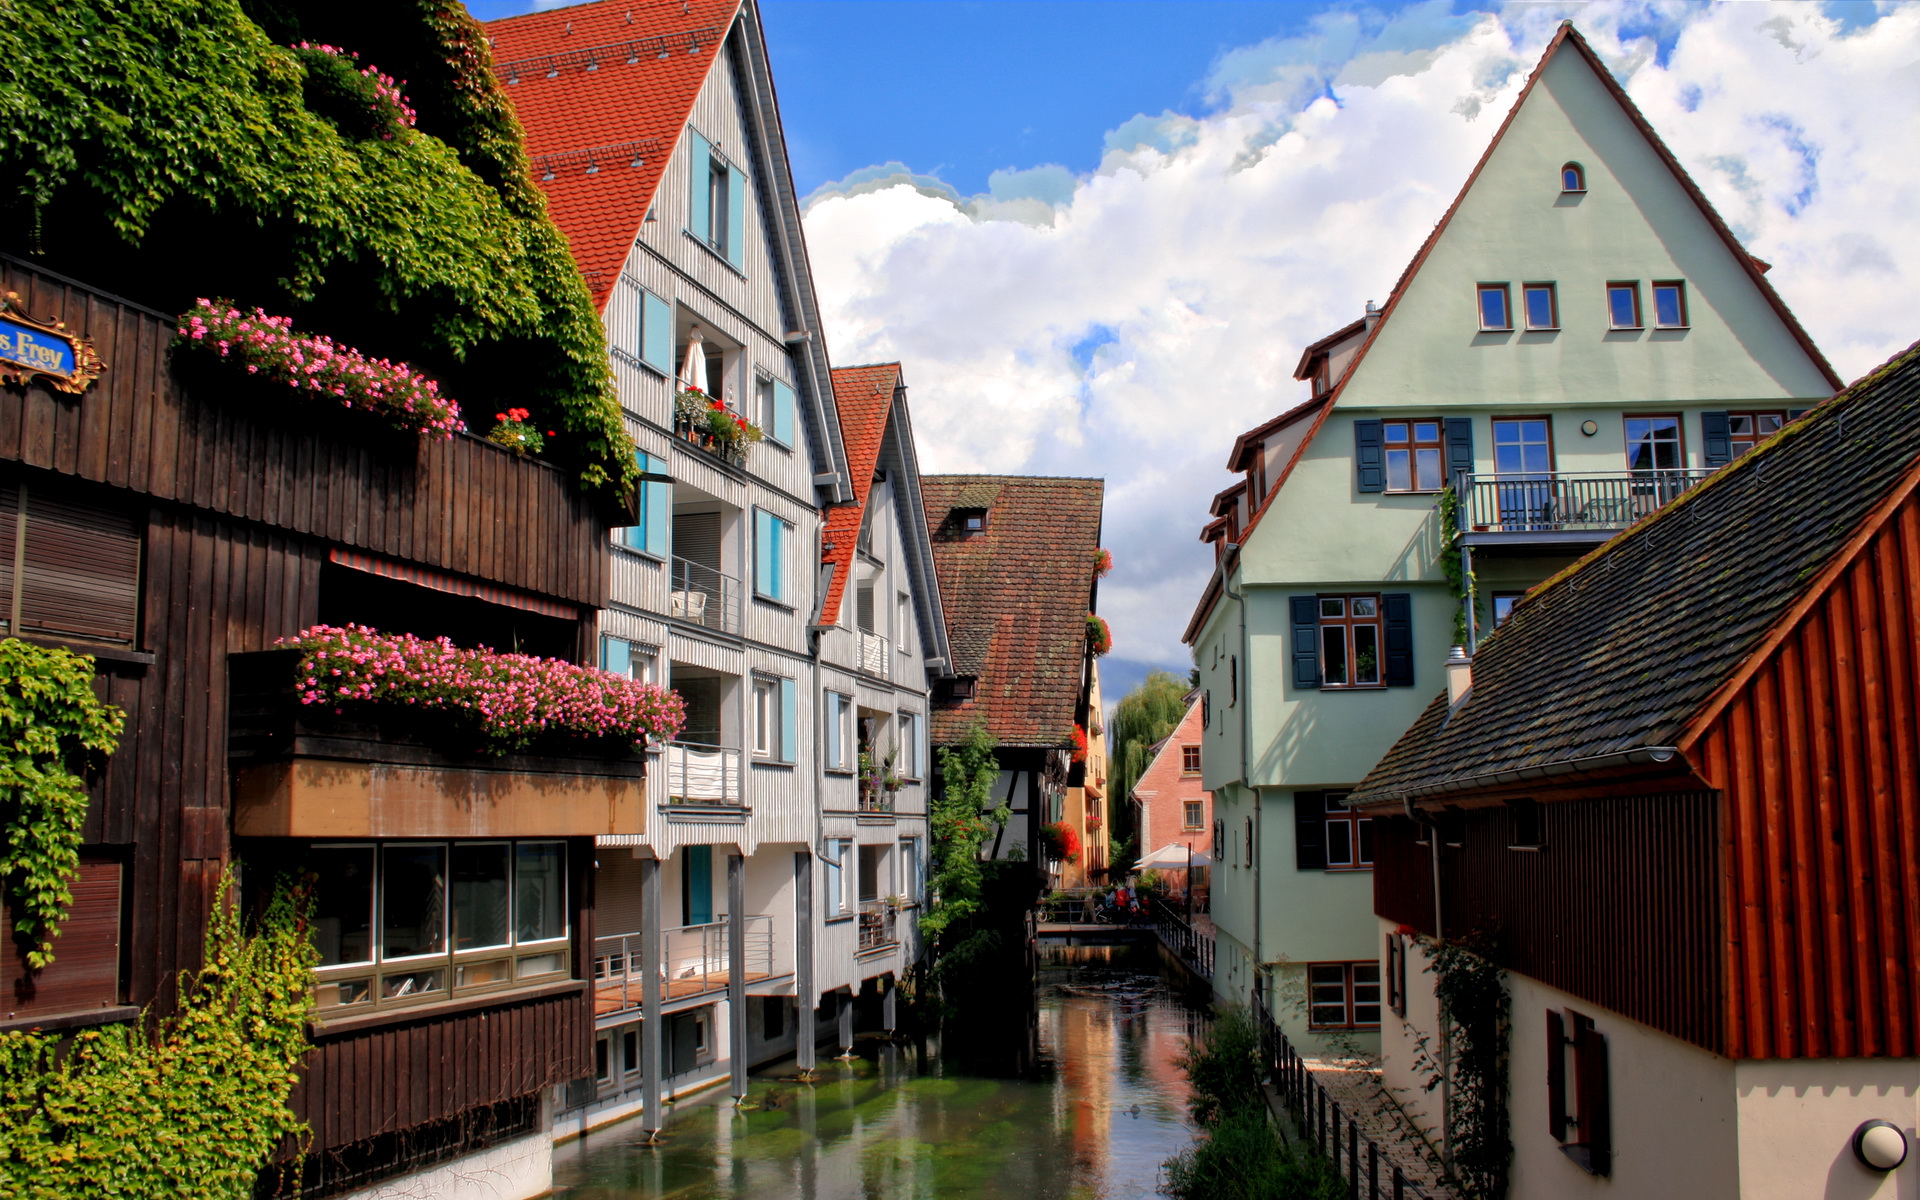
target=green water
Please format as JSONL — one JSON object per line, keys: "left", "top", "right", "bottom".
{"left": 553, "top": 944, "right": 1207, "bottom": 1200}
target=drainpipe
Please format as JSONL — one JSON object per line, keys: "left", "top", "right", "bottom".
{"left": 727, "top": 850, "right": 747, "bottom": 1102}
{"left": 640, "top": 853, "right": 664, "bottom": 1139}
{"left": 1224, "top": 568, "right": 1259, "bottom": 1001}
{"left": 1404, "top": 795, "right": 1448, "bottom": 1162}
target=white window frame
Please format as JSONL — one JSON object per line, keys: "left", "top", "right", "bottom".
{"left": 752, "top": 676, "right": 777, "bottom": 759}
{"left": 824, "top": 691, "right": 854, "bottom": 772}
{"left": 825, "top": 838, "right": 852, "bottom": 917}
{"left": 897, "top": 710, "right": 922, "bottom": 781}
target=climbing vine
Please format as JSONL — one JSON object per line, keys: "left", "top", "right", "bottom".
{"left": 921, "top": 722, "right": 1006, "bottom": 945}
{"left": 0, "top": 640, "right": 124, "bottom": 968}
{"left": 0, "top": 0, "right": 637, "bottom": 502}
{"left": 1412, "top": 933, "right": 1510, "bottom": 1200}
{"left": 1439, "top": 486, "right": 1474, "bottom": 646}
{"left": 0, "top": 872, "right": 318, "bottom": 1198}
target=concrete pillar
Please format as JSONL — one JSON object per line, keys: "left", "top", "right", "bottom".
{"left": 794, "top": 850, "right": 816, "bottom": 1073}
{"left": 837, "top": 987, "right": 854, "bottom": 1058}
{"left": 883, "top": 976, "right": 897, "bottom": 1034}
{"left": 727, "top": 850, "right": 748, "bottom": 1102}
{"left": 640, "top": 854, "right": 663, "bottom": 1137}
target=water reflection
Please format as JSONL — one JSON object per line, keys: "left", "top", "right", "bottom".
{"left": 553, "top": 943, "right": 1205, "bottom": 1200}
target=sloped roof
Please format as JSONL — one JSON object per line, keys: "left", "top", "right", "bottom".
{"left": 820, "top": 362, "right": 899, "bottom": 624}
{"left": 1227, "top": 396, "right": 1325, "bottom": 473}
{"left": 1291, "top": 317, "right": 1366, "bottom": 382}
{"left": 1184, "top": 21, "right": 1839, "bottom": 645}
{"left": 1352, "top": 339, "right": 1920, "bottom": 807}
{"left": 486, "top": 0, "right": 742, "bottom": 310}
{"left": 923, "top": 475, "right": 1104, "bottom": 747}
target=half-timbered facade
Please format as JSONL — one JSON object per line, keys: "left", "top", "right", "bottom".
{"left": 1351, "top": 340, "right": 1920, "bottom": 1199}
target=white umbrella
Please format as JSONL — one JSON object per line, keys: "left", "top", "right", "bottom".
{"left": 679, "top": 326, "right": 707, "bottom": 394}
{"left": 1132, "top": 842, "right": 1212, "bottom": 871}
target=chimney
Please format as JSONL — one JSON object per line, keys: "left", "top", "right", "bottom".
{"left": 1446, "top": 645, "right": 1473, "bottom": 707}
{"left": 1363, "top": 300, "right": 1381, "bottom": 331}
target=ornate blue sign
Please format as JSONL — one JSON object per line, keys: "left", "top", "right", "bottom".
{"left": 0, "top": 293, "right": 104, "bottom": 395}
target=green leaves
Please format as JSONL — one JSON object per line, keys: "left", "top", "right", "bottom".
{"left": 0, "top": 639, "right": 124, "bottom": 969}
{"left": 921, "top": 723, "right": 1005, "bottom": 944}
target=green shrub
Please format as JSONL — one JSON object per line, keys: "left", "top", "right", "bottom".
{"left": 1163, "top": 1109, "right": 1346, "bottom": 1200}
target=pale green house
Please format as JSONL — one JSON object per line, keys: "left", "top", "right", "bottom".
{"left": 1184, "top": 23, "right": 1840, "bottom": 1055}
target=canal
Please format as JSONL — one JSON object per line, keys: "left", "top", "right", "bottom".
{"left": 552, "top": 942, "right": 1208, "bottom": 1200}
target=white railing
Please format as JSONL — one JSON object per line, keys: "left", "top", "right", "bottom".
{"left": 858, "top": 630, "right": 889, "bottom": 676}
{"left": 662, "top": 741, "right": 742, "bottom": 806}
{"left": 670, "top": 557, "right": 741, "bottom": 634}
{"left": 591, "top": 916, "right": 775, "bottom": 1014}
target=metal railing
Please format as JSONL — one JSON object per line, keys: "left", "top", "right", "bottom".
{"left": 662, "top": 740, "right": 742, "bottom": 805}
{"left": 591, "top": 916, "right": 774, "bottom": 1014}
{"left": 857, "top": 782, "right": 895, "bottom": 814}
{"left": 671, "top": 410, "right": 750, "bottom": 469}
{"left": 1154, "top": 908, "right": 1215, "bottom": 979}
{"left": 857, "top": 629, "right": 890, "bottom": 676}
{"left": 1454, "top": 469, "right": 1712, "bottom": 537}
{"left": 1253, "top": 988, "right": 1436, "bottom": 1200}
{"left": 670, "top": 557, "right": 741, "bottom": 634}
{"left": 857, "top": 900, "right": 898, "bottom": 952}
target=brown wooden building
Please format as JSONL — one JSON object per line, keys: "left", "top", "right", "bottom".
{"left": 1349, "top": 339, "right": 1920, "bottom": 1198}
{"left": 0, "top": 258, "right": 630, "bottom": 1195}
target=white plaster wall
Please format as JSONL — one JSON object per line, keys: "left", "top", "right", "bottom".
{"left": 1376, "top": 917, "right": 1445, "bottom": 1143}
{"left": 1736, "top": 1057, "right": 1920, "bottom": 1200}
{"left": 339, "top": 1131, "right": 551, "bottom": 1200}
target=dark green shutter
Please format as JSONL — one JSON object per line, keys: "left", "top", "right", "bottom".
{"left": 1294, "top": 791, "right": 1326, "bottom": 870}
{"left": 683, "top": 845, "right": 712, "bottom": 925}
{"left": 1701, "top": 411, "right": 1732, "bottom": 467}
{"left": 1383, "top": 592, "right": 1414, "bottom": 686}
{"left": 1443, "top": 417, "right": 1474, "bottom": 482}
{"left": 1547, "top": 1010, "right": 1568, "bottom": 1141}
{"left": 1289, "top": 595, "right": 1320, "bottom": 689}
{"left": 1354, "top": 420, "right": 1385, "bottom": 493}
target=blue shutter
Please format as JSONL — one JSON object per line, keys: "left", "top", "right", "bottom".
{"left": 684, "top": 846, "right": 713, "bottom": 925}
{"left": 769, "top": 517, "right": 785, "bottom": 602}
{"left": 601, "top": 635, "right": 630, "bottom": 676}
{"left": 772, "top": 378, "right": 796, "bottom": 447}
{"left": 1354, "top": 420, "right": 1385, "bottom": 493}
{"left": 646, "top": 478, "right": 671, "bottom": 558}
{"left": 726, "top": 163, "right": 747, "bottom": 270}
{"left": 753, "top": 509, "right": 773, "bottom": 596}
{"left": 779, "top": 678, "right": 797, "bottom": 764}
{"left": 824, "top": 692, "right": 840, "bottom": 768}
{"left": 1289, "top": 596, "right": 1320, "bottom": 689}
{"left": 1383, "top": 592, "right": 1414, "bottom": 687}
{"left": 1443, "top": 417, "right": 1475, "bottom": 483}
{"left": 687, "top": 131, "right": 711, "bottom": 245}
{"left": 1701, "top": 411, "right": 1732, "bottom": 468}
{"left": 641, "top": 291, "right": 673, "bottom": 375}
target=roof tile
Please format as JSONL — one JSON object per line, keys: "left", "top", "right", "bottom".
{"left": 820, "top": 362, "right": 899, "bottom": 624}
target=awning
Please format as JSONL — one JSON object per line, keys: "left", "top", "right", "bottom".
{"left": 328, "top": 549, "right": 578, "bottom": 620}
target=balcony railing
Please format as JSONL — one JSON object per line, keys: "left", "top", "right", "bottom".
{"left": 671, "top": 410, "right": 750, "bottom": 469}
{"left": 857, "top": 781, "right": 896, "bottom": 814}
{"left": 857, "top": 900, "right": 898, "bottom": 952}
{"left": 662, "top": 740, "right": 742, "bottom": 806}
{"left": 591, "top": 916, "right": 775, "bottom": 1015}
{"left": 1453, "top": 469, "right": 1713, "bottom": 541}
{"left": 857, "top": 630, "right": 889, "bottom": 676}
{"left": 670, "top": 557, "right": 741, "bottom": 634}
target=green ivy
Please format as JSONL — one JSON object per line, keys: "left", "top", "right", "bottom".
{"left": 1438, "top": 485, "right": 1475, "bottom": 646}
{"left": 0, "top": 0, "right": 637, "bottom": 503}
{"left": 0, "top": 872, "right": 318, "bottom": 1198}
{"left": 0, "top": 639, "right": 124, "bottom": 969}
{"left": 921, "top": 722, "right": 1006, "bottom": 945}
{"left": 1419, "top": 934, "right": 1511, "bottom": 1200}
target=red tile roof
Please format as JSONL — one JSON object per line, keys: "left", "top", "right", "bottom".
{"left": 485, "top": 0, "right": 741, "bottom": 311}
{"left": 922, "top": 475, "right": 1105, "bottom": 748}
{"left": 820, "top": 362, "right": 900, "bottom": 624}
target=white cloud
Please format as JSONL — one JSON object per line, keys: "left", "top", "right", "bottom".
{"left": 801, "top": 2, "right": 1920, "bottom": 679}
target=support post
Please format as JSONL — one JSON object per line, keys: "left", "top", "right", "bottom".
{"left": 794, "top": 850, "right": 816, "bottom": 1074}
{"left": 728, "top": 850, "right": 748, "bottom": 1102}
{"left": 837, "top": 987, "right": 854, "bottom": 1057}
{"left": 883, "top": 976, "right": 897, "bottom": 1034}
{"left": 640, "top": 854, "right": 663, "bottom": 1137}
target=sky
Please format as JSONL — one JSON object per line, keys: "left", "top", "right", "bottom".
{"left": 473, "top": 0, "right": 1920, "bottom": 699}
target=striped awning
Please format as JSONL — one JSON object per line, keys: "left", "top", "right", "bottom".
{"left": 328, "top": 549, "right": 579, "bottom": 620}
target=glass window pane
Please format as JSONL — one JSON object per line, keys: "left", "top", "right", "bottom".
{"left": 1325, "top": 792, "right": 1353, "bottom": 814}
{"left": 1325, "top": 819, "right": 1352, "bottom": 866}
{"left": 451, "top": 843, "right": 511, "bottom": 951}
{"left": 1353, "top": 625, "right": 1380, "bottom": 685}
{"left": 380, "top": 845, "right": 446, "bottom": 960}
{"left": 1358, "top": 819, "right": 1375, "bottom": 864}
{"left": 1385, "top": 449, "right": 1411, "bottom": 492}
{"left": 1383, "top": 423, "right": 1408, "bottom": 445}
{"left": 515, "top": 842, "right": 568, "bottom": 943}
{"left": 311, "top": 846, "right": 374, "bottom": 966}
{"left": 1526, "top": 287, "right": 1555, "bottom": 328}
{"left": 1350, "top": 597, "right": 1377, "bottom": 618}
{"left": 1609, "top": 286, "right": 1638, "bottom": 327}
{"left": 1654, "top": 286, "right": 1683, "bottom": 326}
{"left": 1759, "top": 414, "right": 1783, "bottom": 435}
{"left": 1415, "top": 447, "right": 1443, "bottom": 491}
{"left": 1321, "top": 626, "right": 1348, "bottom": 687}
{"left": 1479, "top": 288, "right": 1508, "bottom": 329}
{"left": 1320, "top": 598, "right": 1345, "bottom": 618}
{"left": 382, "top": 968, "right": 445, "bottom": 1000}
{"left": 1413, "top": 422, "right": 1439, "bottom": 442}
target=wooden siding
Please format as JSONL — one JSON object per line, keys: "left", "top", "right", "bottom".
{"left": 0, "top": 260, "right": 608, "bottom": 610}
{"left": 1695, "top": 490, "right": 1920, "bottom": 1060}
{"left": 1372, "top": 794, "right": 1722, "bottom": 1050}
{"left": 2, "top": 856, "right": 122, "bottom": 1019}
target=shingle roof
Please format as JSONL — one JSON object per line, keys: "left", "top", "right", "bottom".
{"left": 1352, "top": 340, "right": 1920, "bottom": 807}
{"left": 922, "top": 475, "right": 1104, "bottom": 748}
{"left": 485, "top": 0, "right": 741, "bottom": 311}
{"left": 820, "top": 362, "right": 899, "bottom": 624}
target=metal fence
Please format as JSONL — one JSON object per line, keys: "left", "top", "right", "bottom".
{"left": 1154, "top": 909, "right": 1214, "bottom": 979}
{"left": 1254, "top": 989, "right": 1437, "bottom": 1200}
{"left": 857, "top": 629, "right": 890, "bottom": 676}
{"left": 662, "top": 740, "right": 742, "bottom": 805}
{"left": 1455, "top": 469, "right": 1712, "bottom": 536}
{"left": 670, "top": 556, "right": 741, "bottom": 634}
{"left": 591, "top": 916, "right": 774, "bottom": 1014}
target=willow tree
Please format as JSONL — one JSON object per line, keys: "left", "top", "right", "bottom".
{"left": 1108, "top": 670, "right": 1193, "bottom": 857}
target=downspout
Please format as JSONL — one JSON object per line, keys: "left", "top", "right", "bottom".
{"left": 1224, "top": 565, "right": 1258, "bottom": 997}
{"left": 1404, "top": 796, "right": 1449, "bottom": 1163}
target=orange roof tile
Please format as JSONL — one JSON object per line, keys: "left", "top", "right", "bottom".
{"left": 485, "top": 0, "right": 742, "bottom": 311}
{"left": 819, "top": 362, "right": 899, "bottom": 624}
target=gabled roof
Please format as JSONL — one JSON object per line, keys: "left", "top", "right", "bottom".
{"left": 487, "top": 0, "right": 741, "bottom": 310}
{"left": 1184, "top": 21, "right": 1840, "bottom": 645}
{"left": 923, "top": 475, "right": 1104, "bottom": 748}
{"left": 1208, "top": 481, "right": 1246, "bottom": 518}
{"left": 821, "top": 362, "right": 900, "bottom": 624}
{"left": 1129, "top": 697, "right": 1202, "bottom": 804}
{"left": 1351, "top": 339, "right": 1920, "bottom": 808}
{"left": 1226, "top": 397, "right": 1324, "bottom": 473}
{"left": 1290, "top": 317, "right": 1366, "bottom": 382}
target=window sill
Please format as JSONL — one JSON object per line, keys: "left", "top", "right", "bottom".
{"left": 824, "top": 768, "right": 855, "bottom": 777}
{"left": 1324, "top": 865, "right": 1374, "bottom": 873}
{"left": 1379, "top": 489, "right": 1443, "bottom": 497}
{"left": 824, "top": 914, "right": 855, "bottom": 926}
{"left": 1525, "top": 325, "right": 1561, "bottom": 333}
{"left": 309, "top": 978, "right": 586, "bottom": 1038}
{"left": 1654, "top": 325, "right": 1690, "bottom": 332}
{"left": 0, "top": 1003, "right": 140, "bottom": 1034}
{"left": 1478, "top": 326, "right": 1514, "bottom": 335}
{"left": 752, "top": 758, "right": 795, "bottom": 770}
{"left": 1308, "top": 1023, "right": 1382, "bottom": 1033}
{"left": 1321, "top": 684, "right": 1388, "bottom": 692}
{"left": 753, "top": 595, "right": 795, "bottom": 613}
{"left": 1610, "top": 325, "right": 1644, "bottom": 333}
{"left": 15, "top": 634, "right": 153, "bottom": 666}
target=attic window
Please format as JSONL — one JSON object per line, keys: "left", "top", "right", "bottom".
{"left": 1561, "top": 162, "right": 1586, "bottom": 193}
{"left": 941, "top": 676, "right": 978, "bottom": 702}
{"left": 956, "top": 508, "right": 987, "bottom": 535}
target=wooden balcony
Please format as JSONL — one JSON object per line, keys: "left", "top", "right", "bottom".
{"left": 1452, "top": 469, "right": 1714, "bottom": 549}
{"left": 228, "top": 649, "right": 647, "bottom": 839}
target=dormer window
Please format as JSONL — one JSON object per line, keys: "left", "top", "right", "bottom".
{"left": 956, "top": 508, "right": 987, "bottom": 536}
{"left": 1561, "top": 162, "right": 1586, "bottom": 193}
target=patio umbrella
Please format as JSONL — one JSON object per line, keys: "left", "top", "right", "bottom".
{"left": 679, "top": 326, "right": 708, "bottom": 395}
{"left": 1132, "top": 842, "right": 1212, "bottom": 871}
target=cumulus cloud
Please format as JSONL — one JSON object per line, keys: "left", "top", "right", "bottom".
{"left": 801, "top": 2, "right": 1920, "bottom": 684}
